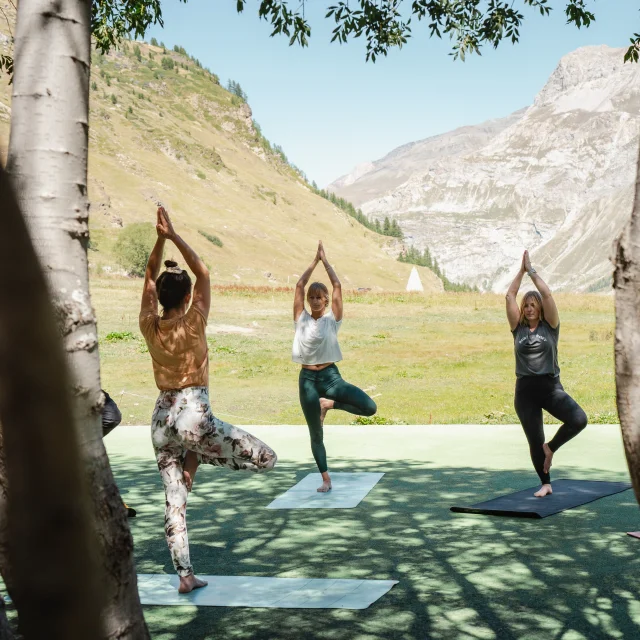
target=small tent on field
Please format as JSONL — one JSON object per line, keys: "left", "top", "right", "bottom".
{"left": 406, "top": 266, "right": 423, "bottom": 292}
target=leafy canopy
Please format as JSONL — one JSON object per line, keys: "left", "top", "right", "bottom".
{"left": 1, "top": 0, "right": 637, "bottom": 76}
{"left": 237, "top": 1, "right": 638, "bottom": 63}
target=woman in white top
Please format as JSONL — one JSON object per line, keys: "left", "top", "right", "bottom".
{"left": 293, "top": 241, "right": 377, "bottom": 492}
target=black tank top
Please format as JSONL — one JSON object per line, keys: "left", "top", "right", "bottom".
{"left": 512, "top": 320, "right": 560, "bottom": 378}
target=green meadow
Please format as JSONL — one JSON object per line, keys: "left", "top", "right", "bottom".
{"left": 94, "top": 276, "right": 617, "bottom": 426}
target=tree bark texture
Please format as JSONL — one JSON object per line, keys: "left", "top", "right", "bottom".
{"left": 6, "top": 2, "right": 149, "bottom": 638}
{"left": 0, "top": 165, "right": 103, "bottom": 638}
{"left": 614, "top": 145, "right": 640, "bottom": 505}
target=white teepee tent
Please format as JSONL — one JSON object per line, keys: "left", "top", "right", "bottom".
{"left": 406, "top": 266, "right": 424, "bottom": 292}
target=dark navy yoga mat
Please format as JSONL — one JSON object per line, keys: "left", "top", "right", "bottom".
{"left": 450, "top": 479, "right": 632, "bottom": 519}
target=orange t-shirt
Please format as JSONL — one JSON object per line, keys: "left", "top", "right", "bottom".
{"left": 139, "top": 305, "right": 209, "bottom": 391}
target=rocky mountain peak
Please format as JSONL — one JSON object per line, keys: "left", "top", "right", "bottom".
{"left": 329, "top": 45, "right": 640, "bottom": 292}
{"left": 534, "top": 45, "right": 638, "bottom": 109}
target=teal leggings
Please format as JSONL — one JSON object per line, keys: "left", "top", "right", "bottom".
{"left": 299, "top": 364, "right": 377, "bottom": 473}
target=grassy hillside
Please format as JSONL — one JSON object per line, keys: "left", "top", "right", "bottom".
{"left": 0, "top": 21, "right": 441, "bottom": 292}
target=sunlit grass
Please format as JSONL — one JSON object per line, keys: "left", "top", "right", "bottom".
{"left": 93, "top": 276, "right": 616, "bottom": 426}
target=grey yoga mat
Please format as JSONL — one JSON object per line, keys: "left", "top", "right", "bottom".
{"left": 450, "top": 479, "right": 632, "bottom": 519}
{"left": 137, "top": 575, "right": 398, "bottom": 608}
{"left": 266, "top": 472, "right": 384, "bottom": 509}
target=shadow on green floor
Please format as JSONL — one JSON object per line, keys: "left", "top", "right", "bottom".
{"left": 109, "top": 453, "right": 640, "bottom": 640}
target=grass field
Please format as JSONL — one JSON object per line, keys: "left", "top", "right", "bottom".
{"left": 94, "top": 276, "right": 617, "bottom": 426}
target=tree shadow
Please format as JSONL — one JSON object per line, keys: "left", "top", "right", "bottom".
{"left": 109, "top": 454, "right": 640, "bottom": 640}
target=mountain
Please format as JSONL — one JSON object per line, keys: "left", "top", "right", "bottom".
{"left": 328, "top": 45, "right": 639, "bottom": 292}
{"left": 0, "top": 7, "right": 441, "bottom": 293}
{"left": 329, "top": 109, "right": 527, "bottom": 207}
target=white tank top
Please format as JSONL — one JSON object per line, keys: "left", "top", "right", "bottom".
{"left": 292, "top": 309, "right": 343, "bottom": 365}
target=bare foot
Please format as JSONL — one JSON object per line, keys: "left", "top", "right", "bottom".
{"left": 317, "top": 471, "right": 332, "bottom": 493}
{"left": 542, "top": 442, "right": 554, "bottom": 475}
{"left": 183, "top": 450, "right": 199, "bottom": 492}
{"left": 178, "top": 574, "right": 208, "bottom": 594}
{"left": 534, "top": 483, "right": 553, "bottom": 498}
{"left": 319, "top": 398, "right": 335, "bottom": 426}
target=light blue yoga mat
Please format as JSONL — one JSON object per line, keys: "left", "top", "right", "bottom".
{"left": 137, "top": 574, "right": 398, "bottom": 609}
{"left": 266, "top": 472, "right": 385, "bottom": 509}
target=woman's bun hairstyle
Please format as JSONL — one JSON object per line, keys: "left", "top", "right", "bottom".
{"left": 156, "top": 260, "right": 192, "bottom": 311}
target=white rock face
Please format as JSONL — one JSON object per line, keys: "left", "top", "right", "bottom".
{"left": 329, "top": 46, "right": 640, "bottom": 292}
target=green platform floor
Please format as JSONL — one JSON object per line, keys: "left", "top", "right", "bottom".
{"left": 106, "top": 424, "right": 640, "bottom": 640}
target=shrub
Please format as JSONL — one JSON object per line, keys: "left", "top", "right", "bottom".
{"left": 133, "top": 44, "right": 141, "bottom": 61}
{"left": 128, "top": 106, "right": 133, "bottom": 114}
{"left": 150, "top": 37, "right": 159, "bottom": 47}
{"left": 110, "top": 94, "right": 117, "bottom": 104}
{"left": 91, "top": 81, "right": 97, "bottom": 91}
{"left": 114, "top": 223, "right": 157, "bottom": 276}
{"left": 198, "top": 230, "right": 223, "bottom": 247}
{"left": 196, "top": 170, "right": 206, "bottom": 180}
{"left": 351, "top": 415, "right": 407, "bottom": 425}
{"left": 161, "top": 56, "right": 174, "bottom": 70}
{"left": 104, "top": 331, "right": 135, "bottom": 342}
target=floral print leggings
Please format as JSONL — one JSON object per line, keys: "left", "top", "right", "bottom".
{"left": 151, "top": 386, "right": 277, "bottom": 577}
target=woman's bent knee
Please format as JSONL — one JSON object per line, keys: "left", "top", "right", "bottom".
{"left": 575, "top": 409, "right": 588, "bottom": 431}
{"left": 258, "top": 449, "right": 277, "bottom": 472}
{"left": 363, "top": 400, "right": 377, "bottom": 417}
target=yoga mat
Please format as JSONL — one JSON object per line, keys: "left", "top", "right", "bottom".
{"left": 626, "top": 531, "right": 640, "bottom": 540}
{"left": 137, "top": 574, "right": 398, "bottom": 608}
{"left": 266, "top": 472, "right": 384, "bottom": 509}
{"left": 450, "top": 479, "right": 632, "bottom": 519}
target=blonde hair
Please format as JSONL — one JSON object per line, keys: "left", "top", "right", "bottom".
{"left": 307, "top": 282, "right": 329, "bottom": 308}
{"left": 519, "top": 291, "right": 544, "bottom": 326}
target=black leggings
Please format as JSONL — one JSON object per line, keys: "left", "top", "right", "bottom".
{"left": 102, "top": 390, "right": 122, "bottom": 438}
{"left": 299, "top": 364, "right": 377, "bottom": 473}
{"left": 514, "top": 376, "right": 588, "bottom": 484}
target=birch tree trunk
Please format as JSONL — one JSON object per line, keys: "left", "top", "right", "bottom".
{"left": 6, "top": 1, "right": 149, "bottom": 637}
{"left": 0, "top": 165, "right": 103, "bottom": 639}
{"left": 614, "top": 146, "right": 640, "bottom": 505}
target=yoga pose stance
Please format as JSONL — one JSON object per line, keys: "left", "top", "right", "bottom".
{"left": 140, "top": 207, "right": 277, "bottom": 593}
{"left": 293, "top": 241, "right": 377, "bottom": 493}
{"left": 506, "top": 250, "right": 587, "bottom": 497}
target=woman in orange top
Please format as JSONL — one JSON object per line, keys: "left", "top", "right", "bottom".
{"left": 140, "top": 207, "right": 277, "bottom": 594}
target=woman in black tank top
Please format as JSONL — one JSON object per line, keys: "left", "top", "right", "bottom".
{"left": 505, "top": 250, "right": 588, "bottom": 497}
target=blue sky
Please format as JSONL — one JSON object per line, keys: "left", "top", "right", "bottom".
{"left": 147, "top": 1, "right": 639, "bottom": 187}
